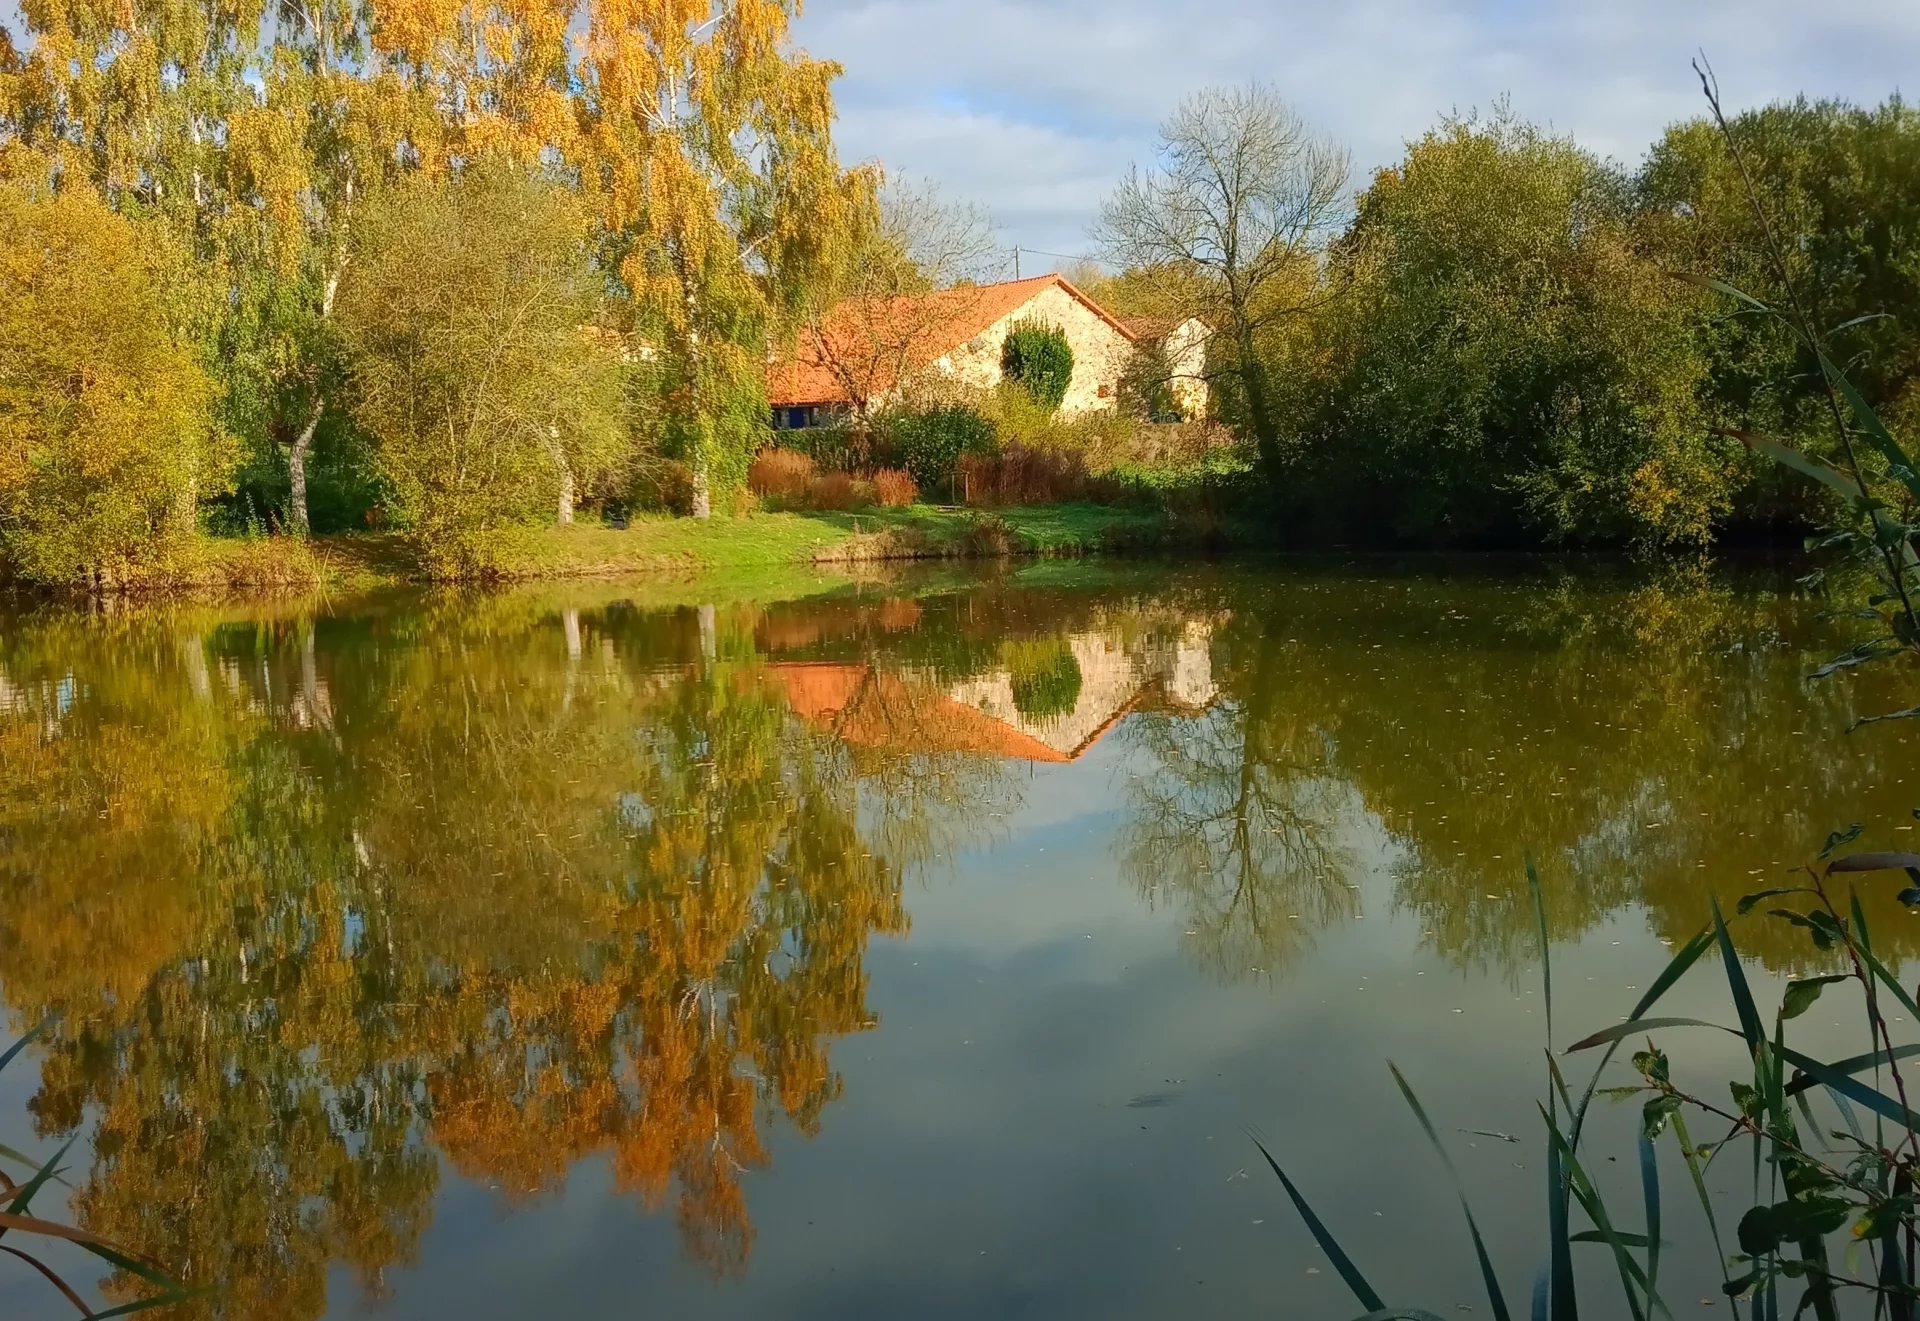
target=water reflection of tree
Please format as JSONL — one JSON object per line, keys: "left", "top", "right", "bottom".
{"left": 5, "top": 566, "right": 1914, "bottom": 1317}
{"left": 1119, "top": 621, "right": 1355, "bottom": 981}
{"left": 0, "top": 595, "right": 1012, "bottom": 1317}
{"left": 1113, "top": 566, "right": 1920, "bottom": 982}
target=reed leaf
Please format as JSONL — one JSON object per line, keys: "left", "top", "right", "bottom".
{"left": 0, "top": 1018, "right": 52, "bottom": 1077}
{"left": 1252, "top": 1134, "right": 1385, "bottom": 1313}
{"left": 1774, "top": 1044, "right": 1920, "bottom": 1129}
{"left": 0, "top": 1243, "right": 88, "bottom": 1315}
{"left": 1389, "top": 1064, "right": 1513, "bottom": 1321}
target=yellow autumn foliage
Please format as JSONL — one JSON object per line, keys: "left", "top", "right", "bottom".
{"left": 0, "top": 182, "right": 229, "bottom": 585}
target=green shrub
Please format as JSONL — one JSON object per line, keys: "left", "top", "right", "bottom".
{"left": 0, "top": 184, "right": 228, "bottom": 586}
{"left": 336, "top": 162, "right": 626, "bottom": 574}
{"left": 1000, "top": 318, "right": 1074, "bottom": 411}
{"left": 884, "top": 406, "right": 997, "bottom": 500}
{"left": 1002, "top": 637, "right": 1082, "bottom": 720}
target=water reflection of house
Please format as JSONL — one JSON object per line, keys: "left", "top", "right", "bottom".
{"left": 772, "top": 620, "right": 1219, "bottom": 764}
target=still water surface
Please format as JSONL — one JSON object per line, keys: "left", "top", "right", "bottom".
{"left": 1, "top": 558, "right": 1916, "bottom": 1318}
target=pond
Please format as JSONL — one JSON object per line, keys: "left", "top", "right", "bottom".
{"left": 0, "top": 557, "right": 1916, "bottom": 1319}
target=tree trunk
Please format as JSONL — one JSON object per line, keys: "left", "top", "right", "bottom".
{"left": 689, "top": 461, "right": 712, "bottom": 520}
{"left": 1237, "top": 342, "right": 1286, "bottom": 498}
{"left": 287, "top": 266, "right": 341, "bottom": 537}
{"left": 698, "top": 603, "right": 717, "bottom": 662}
{"left": 682, "top": 266, "right": 712, "bottom": 520}
{"left": 550, "top": 430, "right": 575, "bottom": 524}
{"left": 182, "top": 632, "right": 211, "bottom": 699}
{"left": 288, "top": 394, "right": 323, "bottom": 536}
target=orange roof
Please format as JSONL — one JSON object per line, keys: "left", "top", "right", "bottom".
{"left": 771, "top": 662, "right": 1077, "bottom": 763}
{"left": 767, "top": 274, "right": 1136, "bottom": 408}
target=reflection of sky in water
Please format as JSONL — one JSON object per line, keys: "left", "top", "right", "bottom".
{"left": 0, "top": 560, "right": 1910, "bottom": 1319}
{"left": 369, "top": 740, "right": 1854, "bottom": 1320}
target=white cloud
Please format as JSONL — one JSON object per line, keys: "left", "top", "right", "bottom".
{"left": 795, "top": 0, "right": 1919, "bottom": 267}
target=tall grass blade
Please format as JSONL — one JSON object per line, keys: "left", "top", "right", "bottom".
{"left": 1252, "top": 1134, "right": 1385, "bottom": 1313}
{"left": 1827, "top": 852, "right": 1920, "bottom": 874}
{"left": 1543, "top": 1051, "right": 1583, "bottom": 1321}
{"left": 1719, "top": 428, "right": 1864, "bottom": 501}
{"left": 1882, "top": 1167, "right": 1913, "bottom": 1321}
{"left": 82, "top": 1286, "right": 212, "bottom": 1319}
{"left": 1565, "top": 933, "right": 1717, "bottom": 1146}
{"left": 1529, "top": 857, "right": 1552, "bottom": 1048}
{"left": 0, "top": 1243, "right": 88, "bottom": 1314}
{"left": 1775, "top": 1043, "right": 1920, "bottom": 1128}
{"left": 1711, "top": 900, "right": 1767, "bottom": 1056}
{"left": 0, "top": 1137, "right": 73, "bottom": 1231}
{"left": 1389, "top": 1064, "right": 1513, "bottom": 1321}
{"left": 1782, "top": 1045, "right": 1920, "bottom": 1097}
{"left": 1527, "top": 862, "right": 1581, "bottom": 1321}
{"left": 1669, "top": 1110, "right": 1733, "bottom": 1293}
{"left": 1628, "top": 931, "right": 1716, "bottom": 1021}
{"left": 1546, "top": 1123, "right": 1578, "bottom": 1321}
{"left": 1639, "top": 1130, "right": 1661, "bottom": 1297}
{"left": 74, "top": 1239, "right": 181, "bottom": 1291}
{"left": 0, "top": 1018, "right": 53, "bottom": 1077}
{"left": 1566, "top": 1018, "right": 1733, "bottom": 1051}
{"left": 1569, "top": 1231, "right": 1661, "bottom": 1248}
{"left": 1816, "top": 350, "right": 1920, "bottom": 491}
{"left": 1851, "top": 706, "right": 1920, "bottom": 730}
{"left": 0, "top": 1144, "right": 70, "bottom": 1188}
{"left": 1669, "top": 270, "right": 1773, "bottom": 313}
{"left": 1542, "top": 1104, "right": 1666, "bottom": 1321}
{"left": 1856, "top": 945, "right": 1920, "bottom": 1021}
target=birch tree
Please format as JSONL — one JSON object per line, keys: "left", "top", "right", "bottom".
{"left": 578, "top": 0, "right": 873, "bottom": 517}
{"left": 224, "top": 0, "right": 392, "bottom": 533}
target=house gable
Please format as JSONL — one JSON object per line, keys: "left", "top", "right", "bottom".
{"left": 768, "top": 274, "right": 1138, "bottom": 414}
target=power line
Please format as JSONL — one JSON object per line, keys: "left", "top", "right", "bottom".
{"left": 1010, "top": 244, "right": 1103, "bottom": 279}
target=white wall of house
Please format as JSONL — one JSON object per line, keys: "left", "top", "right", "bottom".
{"left": 930, "top": 284, "right": 1134, "bottom": 415}
{"left": 1163, "top": 318, "right": 1211, "bottom": 421}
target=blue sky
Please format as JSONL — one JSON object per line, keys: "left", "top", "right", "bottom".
{"left": 4, "top": 0, "right": 1913, "bottom": 275}
{"left": 792, "top": 0, "right": 1919, "bottom": 273}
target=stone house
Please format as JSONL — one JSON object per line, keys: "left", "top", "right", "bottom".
{"left": 767, "top": 273, "right": 1139, "bottom": 429}
{"left": 1118, "top": 316, "right": 1211, "bottom": 421}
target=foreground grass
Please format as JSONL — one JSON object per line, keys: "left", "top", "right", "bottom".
{"left": 177, "top": 501, "right": 1181, "bottom": 593}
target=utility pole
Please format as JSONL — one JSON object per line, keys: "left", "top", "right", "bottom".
{"left": 1013, "top": 245, "right": 1020, "bottom": 280}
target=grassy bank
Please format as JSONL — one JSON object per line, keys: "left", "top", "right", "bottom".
{"left": 52, "top": 501, "right": 1191, "bottom": 598}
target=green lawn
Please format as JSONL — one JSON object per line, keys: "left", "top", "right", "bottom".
{"left": 272, "top": 501, "right": 1176, "bottom": 589}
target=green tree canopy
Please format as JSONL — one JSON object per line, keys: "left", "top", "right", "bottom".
{"left": 1637, "top": 95, "right": 1920, "bottom": 525}
{"left": 1279, "top": 109, "right": 1727, "bottom": 546}
{"left": 336, "top": 163, "right": 627, "bottom": 573}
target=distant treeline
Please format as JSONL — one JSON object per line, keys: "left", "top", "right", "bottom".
{"left": 1089, "top": 92, "right": 1919, "bottom": 548}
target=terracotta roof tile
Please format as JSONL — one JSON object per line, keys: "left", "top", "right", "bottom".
{"left": 767, "top": 274, "right": 1134, "bottom": 408}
